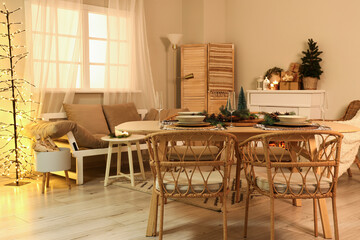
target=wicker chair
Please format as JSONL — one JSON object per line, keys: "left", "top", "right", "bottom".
{"left": 145, "top": 130, "right": 237, "bottom": 240}
{"left": 339, "top": 100, "right": 360, "bottom": 176}
{"left": 339, "top": 100, "right": 360, "bottom": 121}
{"left": 238, "top": 131, "right": 343, "bottom": 240}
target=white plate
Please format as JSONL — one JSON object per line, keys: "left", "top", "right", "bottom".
{"left": 277, "top": 115, "right": 307, "bottom": 123}
{"left": 274, "top": 121, "right": 312, "bottom": 127}
{"left": 176, "top": 115, "right": 206, "bottom": 122}
{"left": 177, "top": 112, "right": 203, "bottom": 115}
{"left": 174, "top": 122, "right": 211, "bottom": 127}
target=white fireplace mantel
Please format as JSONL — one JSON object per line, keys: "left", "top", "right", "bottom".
{"left": 246, "top": 90, "right": 326, "bottom": 119}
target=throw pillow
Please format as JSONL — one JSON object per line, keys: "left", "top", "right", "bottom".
{"left": 102, "top": 102, "right": 141, "bottom": 134}
{"left": 63, "top": 104, "right": 110, "bottom": 135}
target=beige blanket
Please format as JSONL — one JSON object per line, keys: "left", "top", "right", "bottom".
{"left": 335, "top": 110, "right": 360, "bottom": 176}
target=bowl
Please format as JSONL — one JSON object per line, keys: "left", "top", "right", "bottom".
{"left": 175, "top": 115, "right": 206, "bottom": 123}
{"left": 277, "top": 115, "right": 307, "bottom": 123}
{"left": 177, "top": 111, "right": 203, "bottom": 116}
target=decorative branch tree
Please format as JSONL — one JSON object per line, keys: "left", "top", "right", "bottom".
{"left": 0, "top": 4, "right": 34, "bottom": 185}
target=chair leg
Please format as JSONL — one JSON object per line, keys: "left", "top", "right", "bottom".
{"left": 355, "top": 156, "right": 360, "bottom": 170}
{"left": 332, "top": 197, "right": 339, "bottom": 240}
{"left": 243, "top": 183, "right": 251, "bottom": 238}
{"left": 146, "top": 191, "right": 159, "bottom": 237}
{"left": 222, "top": 195, "right": 228, "bottom": 240}
{"left": 347, "top": 168, "right": 352, "bottom": 177}
{"left": 270, "top": 198, "right": 275, "bottom": 240}
{"left": 235, "top": 157, "right": 242, "bottom": 203}
{"left": 313, "top": 198, "right": 318, "bottom": 237}
{"left": 159, "top": 196, "right": 165, "bottom": 240}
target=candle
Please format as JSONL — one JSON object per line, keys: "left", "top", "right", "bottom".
{"left": 273, "top": 81, "right": 279, "bottom": 90}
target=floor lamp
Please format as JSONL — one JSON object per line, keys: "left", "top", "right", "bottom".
{"left": 167, "top": 33, "right": 182, "bottom": 108}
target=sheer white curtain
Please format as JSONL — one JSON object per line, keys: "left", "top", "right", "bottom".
{"left": 104, "top": 0, "right": 155, "bottom": 109}
{"left": 25, "top": 0, "right": 155, "bottom": 117}
{"left": 25, "top": 0, "right": 83, "bottom": 117}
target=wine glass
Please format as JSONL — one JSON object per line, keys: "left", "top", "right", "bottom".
{"left": 228, "top": 91, "right": 236, "bottom": 127}
{"left": 155, "top": 91, "right": 164, "bottom": 126}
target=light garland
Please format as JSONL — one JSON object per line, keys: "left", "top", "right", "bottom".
{"left": 0, "top": 4, "right": 35, "bottom": 185}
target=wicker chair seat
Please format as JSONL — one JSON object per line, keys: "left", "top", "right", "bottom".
{"left": 169, "top": 145, "right": 220, "bottom": 161}
{"left": 156, "top": 168, "right": 224, "bottom": 194}
{"left": 254, "top": 168, "right": 332, "bottom": 194}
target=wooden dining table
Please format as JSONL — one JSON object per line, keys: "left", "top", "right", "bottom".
{"left": 116, "top": 120, "right": 360, "bottom": 239}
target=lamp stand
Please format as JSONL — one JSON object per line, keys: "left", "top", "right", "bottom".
{"left": 172, "top": 46, "right": 177, "bottom": 108}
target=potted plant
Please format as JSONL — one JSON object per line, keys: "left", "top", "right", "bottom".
{"left": 299, "top": 38, "right": 323, "bottom": 90}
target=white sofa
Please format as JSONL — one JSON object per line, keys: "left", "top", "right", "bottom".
{"left": 40, "top": 105, "right": 148, "bottom": 185}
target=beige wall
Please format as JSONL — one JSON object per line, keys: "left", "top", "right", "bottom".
{"left": 226, "top": 0, "right": 360, "bottom": 119}
{"left": 7, "top": 0, "right": 359, "bottom": 118}
{"left": 182, "top": 0, "right": 204, "bottom": 44}
{"left": 203, "top": 0, "right": 226, "bottom": 43}
{"left": 145, "top": 0, "right": 182, "bottom": 108}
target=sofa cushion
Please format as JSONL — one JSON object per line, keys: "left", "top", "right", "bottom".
{"left": 102, "top": 102, "right": 141, "bottom": 134}
{"left": 144, "top": 108, "right": 190, "bottom": 121}
{"left": 63, "top": 104, "right": 110, "bottom": 135}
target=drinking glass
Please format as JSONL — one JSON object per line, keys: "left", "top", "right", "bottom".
{"left": 155, "top": 91, "right": 164, "bottom": 126}
{"left": 228, "top": 91, "right": 236, "bottom": 127}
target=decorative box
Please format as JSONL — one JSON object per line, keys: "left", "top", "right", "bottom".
{"left": 279, "top": 81, "right": 300, "bottom": 90}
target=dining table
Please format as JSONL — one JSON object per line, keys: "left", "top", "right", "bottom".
{"left": 116, "top": 120, "right": 360, "bottom": 239}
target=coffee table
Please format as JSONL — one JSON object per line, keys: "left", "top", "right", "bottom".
{"left": 101, "top": 135, "right": 146, "bottom": 187}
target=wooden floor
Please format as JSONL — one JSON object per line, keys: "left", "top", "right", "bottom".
{"left": 2, "top": 165, "right": 360, "bottom": 240}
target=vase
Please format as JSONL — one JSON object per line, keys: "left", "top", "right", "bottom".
{"left": 302, "top": 77, "right": 318, "bottom": 90}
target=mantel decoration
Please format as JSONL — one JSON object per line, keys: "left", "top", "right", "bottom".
{"left": 0, "top": 5, "right": 35, "bottom": 185}
{"left": 299, "top": 38, "right": 323, "bottom": 90}
{"left": 262, "top": 63, "right": 301, "bottom": 91}
{"left": 264, "top": 67, "right": 282, "bottom": 90}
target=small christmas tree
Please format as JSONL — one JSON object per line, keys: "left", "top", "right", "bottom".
{"left": 299, "top": 39, "right": 323, "bottom": 79}
{"left": 237, "top": 87, "right": 247, "bottom": 111}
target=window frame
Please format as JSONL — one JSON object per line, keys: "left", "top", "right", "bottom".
{"left": 29, "top": 2, "right": 137, "bottom": 93}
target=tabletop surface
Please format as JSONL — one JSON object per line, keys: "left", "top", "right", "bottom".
{"left": 101, "top": 134, "right": 146, "bottom": 142}
{"left": 116, "top": 120, "right": 360, "bottom": 135}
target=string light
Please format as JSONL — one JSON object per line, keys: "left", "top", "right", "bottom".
{"left": 0, "top": 5, "right": 34, "bottom": 185}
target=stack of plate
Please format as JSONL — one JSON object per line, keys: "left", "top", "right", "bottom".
{"left": 274, "top": 115, "right": 310, "bottom": 127}
{"left": 175, "top": 112, "right": 209, "bottom": 127}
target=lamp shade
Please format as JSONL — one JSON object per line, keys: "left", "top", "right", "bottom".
{"left": 167, "top": 33, "right": 183, "bottom": 45}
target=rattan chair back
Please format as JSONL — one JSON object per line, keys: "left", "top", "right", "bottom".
{"left": 339, "top": 100, "right": 360, "bottom": 121}
{"left": 145, "top": 130, "right": 237, "bottom": 240}
{"left": 238, "top": 130, "right": 343, "bottom": 240}
{"left": 146, "top": 130, "right": 237, "bottom": 198}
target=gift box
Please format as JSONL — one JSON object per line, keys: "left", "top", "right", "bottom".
{"left": 279, "top": 81, "right": 300, "bottom": 90}
{"left": 289, "top": 63, "right": 300, "bottom": 73}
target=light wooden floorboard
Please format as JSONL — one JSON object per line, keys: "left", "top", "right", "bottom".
{"left": 1, "top": 165, "right": 360, "bottom": 239}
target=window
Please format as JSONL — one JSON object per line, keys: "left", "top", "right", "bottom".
{"left": 28, "top": 2, "right": 129, "bottom": 91}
